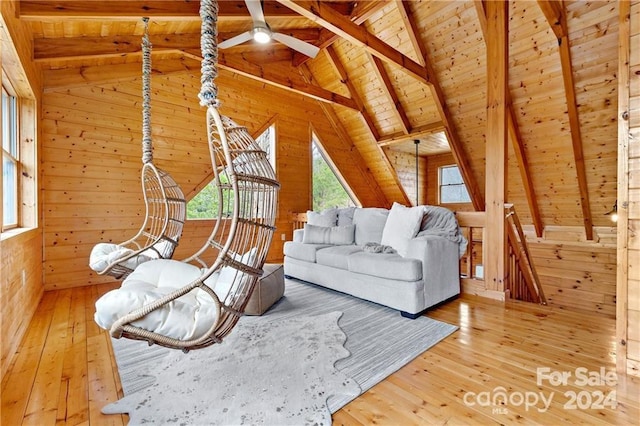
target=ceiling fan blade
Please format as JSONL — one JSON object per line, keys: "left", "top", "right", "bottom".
{"left": 219, "top": 31, "right": 254, "bottom": 49}
{"left": 272, "top": 32, "right": 320, "bottom": 58}
{"left": 245, "top": 0, "right": 266, "bottom": 24}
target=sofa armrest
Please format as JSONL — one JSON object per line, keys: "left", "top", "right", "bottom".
{"left": 405, "top": 235, "right": 460, "bottom": 308}
{"left": 293, "top": 228, "right": 305, "bottom": 242}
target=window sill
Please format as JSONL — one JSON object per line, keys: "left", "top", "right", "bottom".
{"left": 1, "top": 227, "right": 37, "bottom": 241}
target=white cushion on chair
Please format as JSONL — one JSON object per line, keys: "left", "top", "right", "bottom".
{"left": 89, "top": 243, "right": 157, "bottom": 274}
{"left": 94, "top": 259, "right": 222, "bottom": 341}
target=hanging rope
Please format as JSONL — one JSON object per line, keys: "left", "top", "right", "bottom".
{"left": 141, "top": 17, "right": 153, "bottom": 164}
{"left": 198, "top": 0, "right": 220, "bottom": 108}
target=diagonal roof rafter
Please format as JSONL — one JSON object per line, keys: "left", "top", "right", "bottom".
{"left": 324, "top": 45, "right": 380, "bottom": 140}
{"left": 397, "top": 0, "right": 484, "bottom": 211}
{"left": 474, "top": 0, "right": 544, "bottom": 237}
{"left": 276, "top": 0, "right": 431, "bottom": 85}
{"left": 538, "top": 0, "right": 593, "bottom": 240}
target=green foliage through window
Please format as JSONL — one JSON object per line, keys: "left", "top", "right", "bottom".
{"left": 312, "top": 138, "right": 355, "bottom": 211}
{"left": 187, "top": 174, "right": 233, "bottom": 219}
{"left": 187, "top": 125, "right": 274, "bottom": 219}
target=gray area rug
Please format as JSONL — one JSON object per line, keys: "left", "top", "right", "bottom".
{"left": 107, "top": 279, "right": 458, "bottom": 425}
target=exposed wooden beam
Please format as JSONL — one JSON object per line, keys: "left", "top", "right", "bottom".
{"left": 368, "top": 53, "right": 412, "bottom": 135}
{"left": 475, "top": 0, "right": 544, "bottom": 237}
{"left": 19, "top": 1, "right": 350, "bottom": 20}
{"left": 34, "top": 33, "right": 200, "bottom": 61}
{"left": 292, "top": 1, "right": 387, "bottom": 67}
{"left": 320, "top": 45, "right": 412, "bottom": 205}
{"left": 538, "top": 0, "right": 593, "bottom": 240}
{"left": 182, "top": 50, "right": 358, "bottom": 110}
{"left": 324, "top": 45, "right": 379, "bottom": 140}
{"left": 33, "top": 30, "right": 319, "bottom": 61}
{"left": 398, "top": 0, "right": 484, "bottom": 211}
{"left": 537, "top": 0, "right": 567, "bottom": 39}
{"left": 278, "top": 0, "right": 430, "bottom": 85}
{"left": 485, "top": 0, "right": 509, "bottom": 292}
{"left": 298, "top": 64, "right": 392, "bottom": 208}
{"left": 43, "top": 56, "right": 201, "bottom": 91}
{"left": 377, "top": 122, "right": 445, "bottom": 147}
{"left": 44, "top": 49, "right": 356, "bottom": 112}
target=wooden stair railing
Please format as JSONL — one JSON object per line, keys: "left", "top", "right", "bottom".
{"left": 505, "top": 205, "right": 547, "bottom": 305}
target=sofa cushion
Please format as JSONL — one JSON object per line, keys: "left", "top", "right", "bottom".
{"left": 283, "top": 241, "right": 330, "bottom": 263}
{"left": 347, "top": 252, "right": 422, "bottom": 282}
{"left": 380, "top": 202, "right": 424, "bottom": 257}
{"left": 307, "top": 209, "right": 338, "bottom": 227}
{"left": 353, "top": 207, "right": 389, "bottom": 245}
{"left": 316, "top": 245, "right": 362, "bottom": 270}
{"left": 303, "top": 223, "right": 355, "bottom": 245}
{"left": 337, "top": 207, "right": 356, "bottom": 226}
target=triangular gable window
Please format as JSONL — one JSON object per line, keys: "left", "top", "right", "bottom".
{"left": 312, "top": 135, "right": 356, "bottom": 211}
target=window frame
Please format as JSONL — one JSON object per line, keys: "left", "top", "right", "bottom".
{"left": 311, "top": 134, "right": 358, "bottom": 211}
{"left": 2, "top": 82, "right": 20, "bottom": 231}
{"left": 438, "top": 164, "right": 472, "bottom": 206}
{"left": 254, "top": 123, "right": 276, "bottom": 171}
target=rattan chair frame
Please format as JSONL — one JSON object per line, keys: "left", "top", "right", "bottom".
{"left": 91, "top": 18, "right": 186, "bottom": 279}
{"left": 109, "top": 107, "right": 280, "bottom": 351}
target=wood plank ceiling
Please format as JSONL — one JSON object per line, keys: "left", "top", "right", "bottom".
{"left": 20, "top": 0, "right": 619, "bottom": 234}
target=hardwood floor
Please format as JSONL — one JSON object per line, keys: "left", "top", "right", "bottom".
{"left": 2, "top": 282, "right": 639, "bottom": 425}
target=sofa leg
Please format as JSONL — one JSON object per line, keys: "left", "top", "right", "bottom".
{"left": 400, "top": 311, "right": 421, "bottom": 320}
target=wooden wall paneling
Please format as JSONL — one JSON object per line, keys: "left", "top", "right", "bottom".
{"left": 620, "top": 0, "right": 640, "bottom": 377}
{"left": 0, "top": 0, "right": 44, "bottom": 386}
{"left": 1, "top": 230, "right": 44, "bottom": 381}
{"left": 383, "top": 148, "right": 426, "bottom": 206}
{"left": 528, "top": 241, "right": 617, "bottom": 317}
{"left": 41, "top": 73, "right": 211, "bottom": 291}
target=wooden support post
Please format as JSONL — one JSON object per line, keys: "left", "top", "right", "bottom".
{"left": 484, "top": 0, "right": 509, "bottom": 293}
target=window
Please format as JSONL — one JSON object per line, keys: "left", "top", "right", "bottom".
{"left": 2, "top": 85, "right": 19, "bottom": 230}
{"left": 439, "top": 165, "right": 471, "bottom": 204}
{"left": 312, "top": 137, "right": 355, "bottom": 211}
{"left": 255, "top": 124, "right": 275, "bottom": 170}
{"left": 187, "top": 125, "right": 275, "bottom": 219}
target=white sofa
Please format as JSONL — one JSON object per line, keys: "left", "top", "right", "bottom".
{"left": 283, "top": 203, "right": 467, "bottom": 318}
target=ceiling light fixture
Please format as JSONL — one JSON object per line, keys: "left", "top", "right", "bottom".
{"left": 252, "top": 26, "right": 272, "bottom": 44}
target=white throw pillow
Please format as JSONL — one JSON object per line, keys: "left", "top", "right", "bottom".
{"left": 352, "top": 208, "right": 390, "bottom": 246}
{"left": 302, "top": 223, "right": 355, "bottom": 245}
{"left": 306, "top": 209, "right": 338, "bottom": 227}
{"left": 380, "top": 203, "right": 425, "bottom": 257}
{"left": 337, "top": 207, "right": 356, "bottom": 226}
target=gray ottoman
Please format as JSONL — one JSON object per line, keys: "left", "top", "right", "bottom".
{"left": 245, "top": 263, "right": 285, "bottom": 315}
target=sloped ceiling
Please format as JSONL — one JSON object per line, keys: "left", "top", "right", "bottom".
{"left": 21, "top": 0, "right": 619, "bottom": 233}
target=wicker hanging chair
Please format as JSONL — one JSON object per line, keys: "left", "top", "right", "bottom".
{"left": 93, "top": 0, "right": 280, "bottom": 351}
{"left": 89, "top": 19, "right": 186, "bottom": 280}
